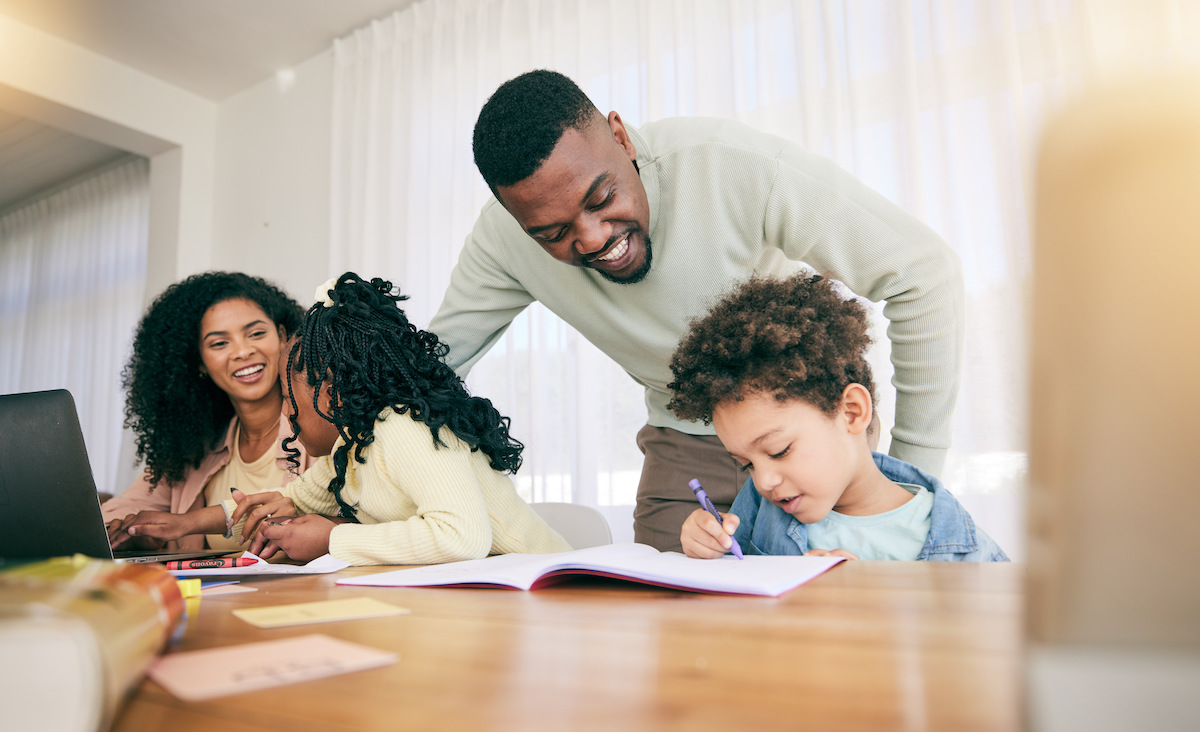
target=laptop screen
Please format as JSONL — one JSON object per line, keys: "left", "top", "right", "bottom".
{"left": 0, "top": 389, "right": 114, "bottom": 560}
{"left": 0, "top": 389, "right": 243, "bottom": 565}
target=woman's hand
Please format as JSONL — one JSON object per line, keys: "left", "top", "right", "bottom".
{"left": 106, "top": 509, "right": 214, "bottom": 550}
{"left": 107, "top": 513, "right": 166, "bottom": 550}
{"left": 680, "top": 508, "right": 741, "bottom": 559}
{"left": 248, "top": 514, "right": 337, "bottom": 562}
{"left": 229, "top": 489, "right": 297, "bottom": 543}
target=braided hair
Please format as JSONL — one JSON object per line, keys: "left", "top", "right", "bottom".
{"left": 282, "top": 272, "right": 524, "bottom": 519}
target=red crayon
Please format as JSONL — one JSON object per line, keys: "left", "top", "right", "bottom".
{"left": 165, "top": 557, "right": 259, "bottom": 571}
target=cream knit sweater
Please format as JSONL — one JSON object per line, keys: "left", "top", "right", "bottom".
{"left": 284, "top": 409, "right": 570, "bottom": 566}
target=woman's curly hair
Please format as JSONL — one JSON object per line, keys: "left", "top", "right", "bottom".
{"left": 282, "top": 272, "right": 524, "bottom": 519}
{"left": 667, "top": 274, "right": 876, "bottom": 423}
{"left": 122, "top": 272, "right": 303, "bottom": 487}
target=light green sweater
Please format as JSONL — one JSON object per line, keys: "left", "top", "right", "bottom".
{"left": 282, "top": 409, "right": 570, "bottom": 566}
{"left": 430, "top": 117, "right": 963, "bottom": 476}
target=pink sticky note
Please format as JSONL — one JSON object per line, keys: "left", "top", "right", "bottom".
{"left": 148, "top": 634, "right": 396, "bottom": 701}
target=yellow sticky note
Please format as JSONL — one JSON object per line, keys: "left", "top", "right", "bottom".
{"left": 176, "top": 578, "right": 202, "bottom": 598}
{"left": 232, "top": 597, "right": 410, "bottom": 628}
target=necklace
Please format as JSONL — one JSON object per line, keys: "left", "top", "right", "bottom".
{"left": 240, "top": 417, "right": 281, "bottom": 444}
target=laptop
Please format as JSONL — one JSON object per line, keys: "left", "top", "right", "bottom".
{"left": 0, "top": 389, "right": 235, "bottom": 564}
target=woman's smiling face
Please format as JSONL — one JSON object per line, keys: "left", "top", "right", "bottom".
{"left": 197, "top": 298, "right": 284, "bottom": 408}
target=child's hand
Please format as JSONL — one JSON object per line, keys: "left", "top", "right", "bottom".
{"left": 681, "top": 508, "right": 741, "bottom": 559}
{"left": 248, "top": 514, "right": 335, "bottom": 562}
{"left": 229, "top": 489, "right": 297, "bottom": 543}
{"left": 805, "top": 548, "right": 859, "bottom": 560}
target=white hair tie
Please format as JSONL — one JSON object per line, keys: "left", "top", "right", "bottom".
{"left": 314, "top": 277, "right": 338, "bottom": 308}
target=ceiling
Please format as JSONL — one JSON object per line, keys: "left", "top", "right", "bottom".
{"left": 0, "top": 0, "right": 416, "bottom": 212}
{"left": 0, "top": 107, "right": 130, "bottom": 213}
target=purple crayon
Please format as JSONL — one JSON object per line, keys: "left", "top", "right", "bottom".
{"left": 689, "top": 478, "right": 744, "bottom": 559}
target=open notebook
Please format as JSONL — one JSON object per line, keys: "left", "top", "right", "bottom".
{"left": 0, "top": 389, "right": 232, "bottom": 564}
{"left": 338, "top": 542, "right": 844, "bottom": 597}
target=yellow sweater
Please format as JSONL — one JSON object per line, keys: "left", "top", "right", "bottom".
{"left": 285, "top": 409, "right": 570, "bottom": 565}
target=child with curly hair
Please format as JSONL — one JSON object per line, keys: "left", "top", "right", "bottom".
{"left": 228, "top": 273, "right": 570, "bottom": 565}
{"left": 667, "top": 274, "right": 1006, "bottom": 562}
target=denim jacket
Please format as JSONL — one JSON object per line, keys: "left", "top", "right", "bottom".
{"left": 729, "top": 452, "right": 1009, "bottom": 562}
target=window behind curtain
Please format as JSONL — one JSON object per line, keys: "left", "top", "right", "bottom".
{"left": 0, "top": 155, "right": 149, "bottom": 496}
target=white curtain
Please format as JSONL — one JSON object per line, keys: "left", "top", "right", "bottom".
{"left": 0, "top": 156, "right": 149, "bottom": 495}
{"left": 330, "top": 0, "right": 1199, "bottom": 553}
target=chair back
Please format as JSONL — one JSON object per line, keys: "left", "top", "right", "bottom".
{"left": 531, "top": 502, "right": 613, "bottom": 550}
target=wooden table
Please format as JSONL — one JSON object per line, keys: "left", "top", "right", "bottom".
{"left": 112, "top": 561, "right": 1022, "bottom": 732}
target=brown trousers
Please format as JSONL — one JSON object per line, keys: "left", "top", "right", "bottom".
{"left": 632, "top": 425, "right": 743, "bottom": 552}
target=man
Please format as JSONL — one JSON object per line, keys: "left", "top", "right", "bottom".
{"left": 430, "top": 70, "right": 963, "bottom": 552}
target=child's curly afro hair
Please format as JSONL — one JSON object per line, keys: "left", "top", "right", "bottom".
{"left": 667, "top": 273, "right": 876, "bottom": 424}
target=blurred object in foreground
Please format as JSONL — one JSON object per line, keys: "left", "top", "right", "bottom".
{"left": 0, "top": 556, "right": 184, "bottom": 732}
{"left": 1027, "top": 72, "right": 1200, "bottom": 732}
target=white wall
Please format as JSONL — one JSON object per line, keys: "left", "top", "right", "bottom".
{"left": 211, "top": 52, "right": 334, "bottom": 303}
{"left": 0, "top": 13, "right": 336, "bottom": 495}
{"left": 0, "top": 14, "right": 218, "bottom": 301}
{"left": 0, "top": 12, "right": 339, "bottom": 306}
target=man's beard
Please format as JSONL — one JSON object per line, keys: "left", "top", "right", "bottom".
{"left": 596, "top": 233, "right": 653, "bottom": 285}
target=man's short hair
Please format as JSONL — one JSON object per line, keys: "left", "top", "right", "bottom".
{"left": 473, "top": 69, "right": 600, "bottom": 194}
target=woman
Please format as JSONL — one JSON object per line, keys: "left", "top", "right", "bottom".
{"left": 103, "top": 271, "right": 315, "bottom": 552}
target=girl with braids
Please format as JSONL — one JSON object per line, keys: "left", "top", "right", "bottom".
{"left": 104, "top": 272, "right": 317, "bottom": 553}
{"left": 228, "top": 273, "right": 570, "bottom": 565}
{"left": 667, "top": 274, "right": 1006, "bottom": 562}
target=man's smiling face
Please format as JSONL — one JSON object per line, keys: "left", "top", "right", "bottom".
{"left": 495, "top": 112, "right": 653, "bottom": 284}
